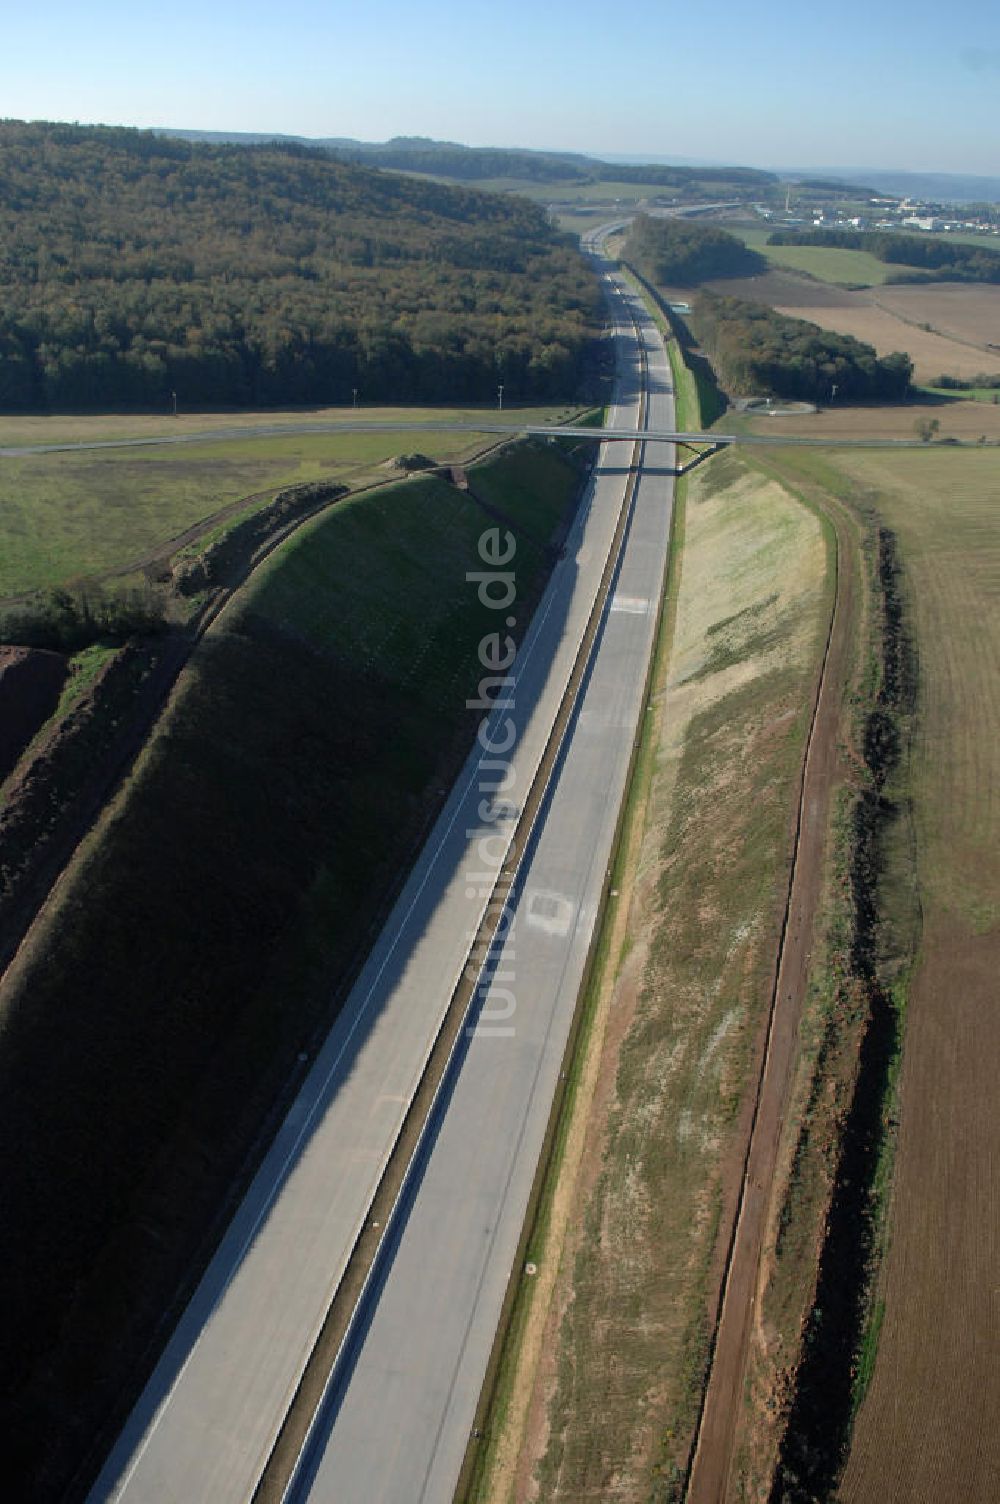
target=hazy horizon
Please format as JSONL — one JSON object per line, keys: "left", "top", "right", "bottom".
{"left": 5, "top": 0, "right": 999, "bottom": 177}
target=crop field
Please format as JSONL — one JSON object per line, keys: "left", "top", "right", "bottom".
{"left": 814, "top": 448, "right": 1000, "bottom": 1503}
{"left": 774, "top": 305, "right": 1000, "bottom": 383}
{"left": 484, "top": 450, "right": 831, "bottom": 1502}
{"left": 874, "top": 280, "right": 1000, "bottom": 354}
{"left": 0, "top": 405, "right": 572, "bottom": 598}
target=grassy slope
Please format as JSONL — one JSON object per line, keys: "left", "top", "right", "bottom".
{"left": 0, "top": 406, "right": 574, "bottom": 597}
{"left": 532, "top": 451, "right": 830, "bottom": 1500}
{"left": 0, "top": 439, "right": 583, "bottom": 1499}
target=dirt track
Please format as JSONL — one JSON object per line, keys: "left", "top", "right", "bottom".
{"left": 686, "top": 498, "right": 855, "bottom": 1502}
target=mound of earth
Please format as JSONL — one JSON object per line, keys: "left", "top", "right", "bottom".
{"left": 384, "top": 453, "right": 438, "bottom": 472}
{"left": 0, "top": 647, "right": 67, "bottom": 783}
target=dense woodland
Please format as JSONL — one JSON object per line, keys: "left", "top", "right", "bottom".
{"left": 769, "top": 227, "right": 1000, "bottom": 283}
{"left": 623, "top": 214, "right": 766, "bottom": 286}
{"left": 0, "top": 121, "right": 603, "bottom": 411}
{"left": 693, "top": 290, "right": 913, "bottom": 402}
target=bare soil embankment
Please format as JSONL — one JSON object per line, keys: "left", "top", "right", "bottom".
{"left": 0, "top": 646, "right": 67, "bottom": 780}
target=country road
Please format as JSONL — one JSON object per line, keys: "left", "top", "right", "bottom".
{"left": 0, "top": 417, "right": 980, "bottom": 461}
{"left": 85, "top": 237, "right": 668, "bottom": 1503}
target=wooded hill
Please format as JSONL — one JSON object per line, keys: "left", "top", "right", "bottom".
{"left": 693, "top": 290, "right": 913, "bottom": 402}
{"left": 166, "top": 130, "right": 780, "bottom": 195}
{"left": 769, "top": 227, "right": 1000, "bottom": 283}
{"left": 0, "top": 121, "right": 602, "bottom": 411}
{"left": 623, "top": 214, "right": 766, "bottom": 286}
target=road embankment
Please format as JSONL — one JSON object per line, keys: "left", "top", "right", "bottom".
{"left": 0, "top": 436, "right": 590, "bottom": 1503}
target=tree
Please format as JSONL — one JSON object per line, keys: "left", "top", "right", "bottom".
{"left": 915, "top": 417, "right": 941, "bottom": 443}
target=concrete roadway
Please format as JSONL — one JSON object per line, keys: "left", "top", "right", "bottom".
{"left": 290, "top": 264, "right": 676, "bottom": 1502}
{"left": 86, "top": 261, "right": 648, "bottom": 1503}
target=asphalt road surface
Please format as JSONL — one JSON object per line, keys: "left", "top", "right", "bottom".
{"left": 87, "top": 253, "right": 654, "bottom": 1503}
{"left": 288, "top": 259, "right": 676, "bottom": 1502}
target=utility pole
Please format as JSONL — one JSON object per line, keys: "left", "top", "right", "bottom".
{"left": 170, "top": 390, "right": 178, "bottom": 418}
{"left": 352, "top": 387, "right": 358, "bottom": 409}
{"left": 497, "top": 384, "right": 504, "bottom": 413}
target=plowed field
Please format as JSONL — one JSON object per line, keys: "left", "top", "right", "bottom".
{"left": 825, "top": 449, "right": 1000, "bottom": 1503}
{"left": 706, "top": 271, "right": 1000, "bottom": 384}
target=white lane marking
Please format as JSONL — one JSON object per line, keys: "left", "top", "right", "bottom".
{"left": 610, "top": 594, "right": 651, "bottom": 615}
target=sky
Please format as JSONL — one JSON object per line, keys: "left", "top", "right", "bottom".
{"left": 3, "top": 0, "right": 999, "bottom": 175}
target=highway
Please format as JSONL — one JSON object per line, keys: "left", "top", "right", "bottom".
{"left": 86, "top": 241, "right": 661, "bottom": 1503}
{"left": 285, "top": 247, "right": 676, "bottom": 1501}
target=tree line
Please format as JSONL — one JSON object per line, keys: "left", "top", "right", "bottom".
{"left": 768, "top": 227, "right": 1000, "bottom": 283}
{"left": 623, "top": 214, "right": 766, "bottom": 286}
{"left": 0, "top": 122, "right": 603, "bottom": 411}
{"left": 693, "top": 290, "right": 913, "bottom": 402}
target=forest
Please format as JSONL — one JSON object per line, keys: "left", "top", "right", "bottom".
{"left": 622, "top": 214, "right": 766, "bottom": 286}
{"left": 0, "top": 122, "right": 603, "bottom": 411}
{"left": 769, "top": 227, "right": 1000, "bottom": 283}
{"left": 693, "top": 290, "right": 913, "bottom": 402}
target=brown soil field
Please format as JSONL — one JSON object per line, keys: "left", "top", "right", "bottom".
{"left": 875, "top": 281, "right": 1000, "bottom": 356}
{"left": 737, "top": 399, "right": 1000, "bottom": 442}
{"left": 825, "top": 449, "right": 1000, "bottom": 1503}
{"left": 703, "top": 272, "right": 1000, "bottom": 384}
{"left": 778, "top": 307, "right": 1000, "bottom": 383}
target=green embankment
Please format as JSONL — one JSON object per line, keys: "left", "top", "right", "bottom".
{"left": 0, "top": 437, "right": 588, "bottom": 1500}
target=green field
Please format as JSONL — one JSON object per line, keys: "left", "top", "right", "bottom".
{"left": 918, "top": 384, "right": 1000, "bottom": 403}
{"left": 728, "top": 223, "right": 922, "bottom": 287}
{"left": 0, "top": 405, "right": 573, "bottom": 598}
